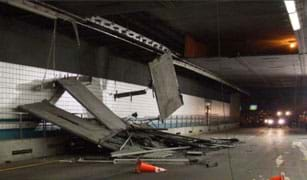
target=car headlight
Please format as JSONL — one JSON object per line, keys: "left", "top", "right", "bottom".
{"left": 277, "top": 111, "right": 283, "bottom": 116}
{"left": 268, "top": 119, "right": 274, "bottom": 125}
{"left": 264, "top": 119, "right": 268, "bottom": 124}
{"left": 285, "top": 111, "right": 291, "bottom": 116}
{"left": 278, "top": 118, "right": 285, "bottom": 125}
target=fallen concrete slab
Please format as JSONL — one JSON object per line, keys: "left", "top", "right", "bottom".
{"left": 56, "top": 79, "right": 127, "bottom": 131}
{"left": 20, "top": 100, "right": 118, "bottom": 150}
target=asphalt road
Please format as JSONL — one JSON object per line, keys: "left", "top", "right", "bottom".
{"left": 1, "top": 127, "right": 307, "bottom": 180}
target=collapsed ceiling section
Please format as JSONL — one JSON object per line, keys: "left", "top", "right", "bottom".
{"left": 149, "top": 53, "right": 183, "bottom": 120}
{"left": 20, "top": 52, "right": 184, "bottom": 149}
{"left": 0, "top": 0, "right": 247, "bottom": 95}
{"left": 20, "top": 77, "right": 239, "bottom": 158}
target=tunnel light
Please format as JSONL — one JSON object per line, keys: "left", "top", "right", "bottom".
{"left": 277, "top": 111, "right": 283, "bottom": 116}
{"left": 284, "top": 0, "right": 301, "bottom": 31}
{"left": 284, "top": 0, "right": 296, "bottom": 13}
{"left": 289, "top": 12, "right": 301, "bottom": 31}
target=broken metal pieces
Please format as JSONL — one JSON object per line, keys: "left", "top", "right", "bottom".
{"left": 111, "top": 146, "right": 190, "bottom": 158}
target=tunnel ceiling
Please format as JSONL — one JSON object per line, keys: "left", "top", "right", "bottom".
{"left": 45, "top": 0, "right": 303, "bottom": 97}
{"left": 47, "top": 0, "right": 296, "bottom": 57}
{"left": 5, "top": 0, "right": 303, "bottom": 100}
{"left": 189, "top": 54, "right": 303, "bottom": 89}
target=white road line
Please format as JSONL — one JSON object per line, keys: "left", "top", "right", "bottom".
{"left": 276, "top": 155, "right": 284, "bottom": 168}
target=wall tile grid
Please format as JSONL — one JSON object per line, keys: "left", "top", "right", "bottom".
{"left": 0, "top": 61, "right": 230, "bottom": 122}
{"left": 0, "top": 61, "right": 77, "bottom": 120}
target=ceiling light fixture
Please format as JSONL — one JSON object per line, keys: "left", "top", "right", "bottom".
{"left": 284, "top": 0, "right": 301, "bottom": 31}
{"left": 284, "top": 0, "right": 296, "bottom": 13}
{"left": 289, "top": 12, "right": 301, "bottom": 31}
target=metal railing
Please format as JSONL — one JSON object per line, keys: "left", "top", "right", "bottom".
{"left": 0, "top": 112, "right": 60, "bottom": 139}
{"left": 147, "top": 114, "right": 233, "bottom": 129}
{"left": 0, "top": 112, "right": 28, "bottom": 139}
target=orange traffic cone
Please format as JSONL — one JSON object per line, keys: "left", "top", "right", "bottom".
{"left": 135, "top": 160, "right": 167, "bottom": 173}
{"left": 270, "top": 175, "right": 285, "bottom": 180}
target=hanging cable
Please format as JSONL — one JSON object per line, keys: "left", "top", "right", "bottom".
{"left": 52, "top": 19, "right": 57, "bottom": 79}
{"left": 293, "top": 55, "right": 300, "bottom": 126}
{"left": 72, "top": 21, "right": 81, "bottom": 47}
{"left": 216, "top": 1, "right": 234, "bottom": 179}
{"left": 72, "top": 21, "right": 82, "bottom": 79}
{"left": 42, "top": 19, "right": 57, "bottom": 88}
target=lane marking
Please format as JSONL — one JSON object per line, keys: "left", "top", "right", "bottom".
{"left": 276, "top": 155, "right": 284, "bottom": 168}
{"left": 0, "top": 160, "right": 58, "bottom": 172}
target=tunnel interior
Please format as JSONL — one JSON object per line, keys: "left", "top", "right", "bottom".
{"left": 0, "top": 1, "right": 307, "bottom": 180}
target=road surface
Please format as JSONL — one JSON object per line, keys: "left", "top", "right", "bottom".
{"left": 1, "top": 127, "right": 307, "bottom": 180}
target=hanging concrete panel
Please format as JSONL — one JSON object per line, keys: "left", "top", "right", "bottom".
{"left": 56, "top": 79, "right": 127, "bottom": 131}
{"left": 20, "top": 100, "right": 118, "bottom": 150}
{"left": 149, "top": 53, "right": 183, "bottom": 120}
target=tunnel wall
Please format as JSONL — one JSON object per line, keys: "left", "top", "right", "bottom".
{"left": 0, "top": 137, "right": 67, "bottom": 164}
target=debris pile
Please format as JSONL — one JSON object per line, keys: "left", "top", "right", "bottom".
{"left": 19, "top": 77, "right": 239, "bottom": 167}
{"left": 91, "top": 127, "right": 239, "bottom": 166}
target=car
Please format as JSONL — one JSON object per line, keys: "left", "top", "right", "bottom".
{"left": 264, "top": 110, "right": 291, "bottom": 127}
{"left": 264, "top": 118, "right": 286, "bottom": 127}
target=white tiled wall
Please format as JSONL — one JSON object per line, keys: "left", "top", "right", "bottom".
{"left": 211, "top": 100, "right": 230, "bottom": 117}
{"left": 174, "top": 94, "right": 206, "bottom": 115}
{"left": 0, "top": 62, "right": 60, "bottom": 119}
{"left": 0, "top": 61, "right": 230, "bottom": 120}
